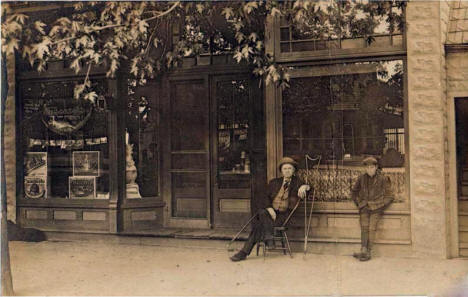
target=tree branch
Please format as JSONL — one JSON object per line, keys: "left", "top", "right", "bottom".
{"left": 51, "top": 1, "right": 180, "bottom": 46}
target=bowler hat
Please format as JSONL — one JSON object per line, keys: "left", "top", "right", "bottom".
{"left": 278, "top": 157, "right": 298, "bottom": 171}
{"left": 362, "top": 156, "right": 378, "bottom": 165}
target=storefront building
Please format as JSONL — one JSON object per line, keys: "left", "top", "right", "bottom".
{"left": 3, "top": 1, "right": 468, "bottom": 259}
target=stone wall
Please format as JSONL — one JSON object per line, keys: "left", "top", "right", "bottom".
{"left": 4, "top": 54, "right": 16, "bottom": 222}
{"left": 406, "top": 1, "right": 450, "bottom": 258}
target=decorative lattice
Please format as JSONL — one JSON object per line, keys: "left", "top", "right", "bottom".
{"left": 297, "top": 167, "right": 406, "bottom": 203}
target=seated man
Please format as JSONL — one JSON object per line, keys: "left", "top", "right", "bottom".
{"left": 230, "top": 157, "right": 310, "bottom": 262}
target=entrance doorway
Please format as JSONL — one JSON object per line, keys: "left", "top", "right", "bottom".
{"left": 165, "top": 74, "right": 265, "bottom": 229}
{"left": 455, "top": 97, "right": 468, "bottom": 257}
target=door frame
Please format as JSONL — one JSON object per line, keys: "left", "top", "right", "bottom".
{"left": 163, "top": 74, "right": 211, "bottom": 229}
{"left": 448, "top": 94, "right": 468, "bottom": 257}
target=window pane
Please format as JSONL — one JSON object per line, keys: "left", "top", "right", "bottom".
{"left": 171, "top": 82, "right": 208, "bottom": 151}
{"left": 126, "top": 82, "right": 160, "bottom": 198}
{"left": 21, "top": 80, "right": 109, "bottom": 199}
{"left": 279, "top": 1, "right": 404, "bottom": 53}
{"left": 282, "top": 60, "right": 406, "bottom": 203}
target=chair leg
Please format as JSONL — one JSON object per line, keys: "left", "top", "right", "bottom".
{"left": 283, "top": 231, "right": 293, "bottom": 258}
{"left": 280, "top": 232, "right": 287, "bottom": 255}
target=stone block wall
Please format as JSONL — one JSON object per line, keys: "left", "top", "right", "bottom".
{"left": 406, "top": 1, "right": 450, "bottom": 258}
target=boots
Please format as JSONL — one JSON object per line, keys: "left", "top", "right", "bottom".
{"left": 353, "top": 229, "right": 371, "bottom": 261}
{"left": 230, "top": 250, "right": 247, "bottom": 262}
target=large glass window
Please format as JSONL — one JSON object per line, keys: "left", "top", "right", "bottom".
{"left": 125, "top": 81, "right": 160, "bottom": 198}
{"left": 279, "top": 1, "right": 404, "bottom": 54}
{"left": 282, "top": 59, "right": 406, "bottom": 203}
{"left": 20, "top": 79, "right": 110, "bottom": 200}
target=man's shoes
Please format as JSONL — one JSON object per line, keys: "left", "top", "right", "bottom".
{"left": 353, "top": 247, "right": 368, "bottom": 259}
{"left": 230, "top": 251, "right": 247, "bottom": 262}
{"left": 359, "top": 252, "right": 371, "bottom": 261}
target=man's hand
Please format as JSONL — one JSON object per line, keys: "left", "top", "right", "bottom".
{"left": 298, "top": 185, "right": 310, "bottom": 199}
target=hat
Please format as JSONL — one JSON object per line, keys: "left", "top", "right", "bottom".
{"left": 278, "top": 157, "right": 298, "bottom": 171}
{"left": 362, "top": 156, "right": 378, "bottom": 165}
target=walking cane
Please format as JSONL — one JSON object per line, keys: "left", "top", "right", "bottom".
{"left": 226, "top": 211, "right": 258, "bottom": 252}
{"left": 304, "top": 154, "right": 321, "bottom": 254}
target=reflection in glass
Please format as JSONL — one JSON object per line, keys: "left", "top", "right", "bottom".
{"left": 283, "top": 60, "right": 405, "bottom": 167}
{"left": 126, "top": 82, "right": 159, "bottom": 198}
{"left": 21, "top": 80, "right": 109, "bottom": 199}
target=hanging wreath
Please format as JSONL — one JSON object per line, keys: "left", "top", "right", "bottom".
{"left": 41, "top": 103, "right": 93, "bottom": 136}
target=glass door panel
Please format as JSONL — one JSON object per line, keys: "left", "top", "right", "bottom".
{"left": 170, "top": 80, "right": 209, "bottom": 223}
{"left": 212, "top": 78, "right": 253, "bottom": 228}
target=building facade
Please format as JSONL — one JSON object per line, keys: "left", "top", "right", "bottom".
{"left": 3, "top": 1, "right": 468, "bottom": 259}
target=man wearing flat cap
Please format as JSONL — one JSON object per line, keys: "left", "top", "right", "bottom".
{"left": 230, "top": 156, "right": 310, "bottom": 262}
{"left": 351, "top": 156, "right": 394, "bottom": 261}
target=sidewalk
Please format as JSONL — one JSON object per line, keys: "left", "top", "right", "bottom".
{"left": 9, "top": 237, "right": 468, "bottom": 296}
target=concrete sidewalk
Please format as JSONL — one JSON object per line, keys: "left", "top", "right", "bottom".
{"left": 9, "top": 238, "right": 468, "bottom": 296}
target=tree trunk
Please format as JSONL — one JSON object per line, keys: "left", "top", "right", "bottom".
{"left": 1, "top": 54, "right": 14, "bottom": 296}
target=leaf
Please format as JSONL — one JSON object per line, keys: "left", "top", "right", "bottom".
{"left": 34, "top": 21, "right": 46, "bottom": 35}
{"left": 243, "top": 2, "right": 258, "bottom": 14}
{"left": 248, "top": 33, "right": 258, "bottom": 41}
{"left": 74, "top": 84, "right": 85, "bottom": 99}
{"left": 14, "top": 14, "right": 28, "bottom": 25}
{"left": 235, "top": 32, "right": 245, "bottom": 43}
{"left": 33, "top": 39, "right": 51, "bottom": 60}
{"left": 138, "top": 20, "right": 148, "bottom": 33}
{"left": 84, "top": 91, "right": 98, "bottom": 103}
{"left": 196, "top": 3, "right": 204, "bottom": 14}
{"left": 233, "top": 50, "right": 243, "bottom": 63}
{"left": 241, "top": 45, "right": 253, "bottom": 59}
{"left": 70, "top": 58, "right": 82, "bottom": 73}
{"left": 221, "top": 7, "right": 234, "bottom": 19}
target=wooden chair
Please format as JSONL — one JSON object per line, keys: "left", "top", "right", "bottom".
{"left": 256, "top": 226, "right": 293, "bottom": 258}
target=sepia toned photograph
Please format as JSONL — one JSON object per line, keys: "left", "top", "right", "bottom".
{"left": 68, "top": 176, "right": 96, "bottom": 199}
{"left": 1, "top": 0, "right": 468, "bottom": 296}
{"left": 23, "top": 176, "right": 47, "bottom": 199}
{"left": 72, "top": 151, "right": 100, "bottom": 176}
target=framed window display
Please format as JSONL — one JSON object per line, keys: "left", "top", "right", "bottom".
{"left": 19, "top": 79, "right": 110, "bottom": 200}
{"left": 24, "top": 152, "right": 48, "bottom": 176}
{"left": 69, "top": 176, "right": 96, "bottom": 199}
{"left": 24, "top": 176, "right": 47, "bottom": 199}
{"left": 73, "top": 151, "right": 100, "bottom": 176}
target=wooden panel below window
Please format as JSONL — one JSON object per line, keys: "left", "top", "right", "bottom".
{"left": 219, "top": 199, "right": 250, "bottom": 213}
{"left": 176, "top": 198, "right": 206, "bottom": 218}
{"left": 83, "top": 211, "right": 107, "bottom": 221}
{"left": 131, "top": 210, "right": 157, "bottom": 221}
{"left": 53, "top": 210, "right": 77, "bottom": 220}
{"left": 26, "top": 210, "right": 48, "bottom": 220}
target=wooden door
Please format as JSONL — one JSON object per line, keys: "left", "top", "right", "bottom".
{"left": 167, "top": 78, "right": 210, "bottom": 228}
{"left": 211, "top": 76, "right": 265, "bottom": 228}
{"left": 456, "top": 98, "right": 468, "bottom": 257}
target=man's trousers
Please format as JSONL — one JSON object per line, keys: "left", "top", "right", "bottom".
{"left": 359, "top": 208, "right": 383, "bottom": 251}
{"left": 240, "top": 208, "right": 288, "bottom": 255}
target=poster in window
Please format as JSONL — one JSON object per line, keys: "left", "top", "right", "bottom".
{"left": 24, "top": 152, "right": 47, "bottom": 176}
{"left": 24, "top": 176, "right": 47, "bottom": 199}
{"left": 69, "top": 176, "right": 96, "bottom": 199}
{"left": 73, "top": 151, "right": 100, "bottom": 176}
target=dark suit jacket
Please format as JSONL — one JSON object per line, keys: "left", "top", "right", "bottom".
{"left": 351, "top": 171, "right": 394, "bottom": 211}
{"left": 259, "top": 175, "right": 306, "bottom": 212}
